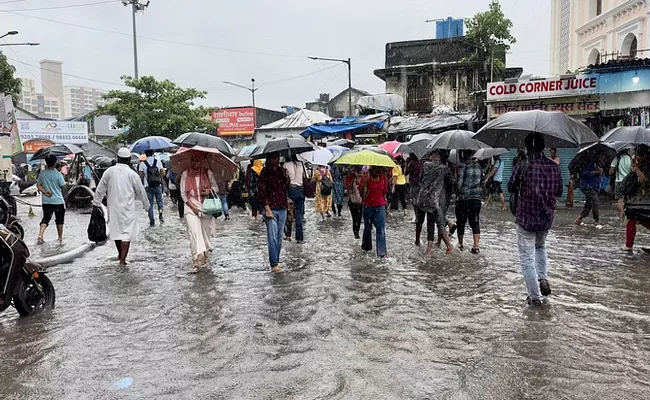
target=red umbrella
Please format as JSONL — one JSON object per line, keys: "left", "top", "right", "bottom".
{"left": 170, "top": 146, "right": 238, "bottom": 181}
{"left": 378, "top": 141, "right": 403, "bottom": 156}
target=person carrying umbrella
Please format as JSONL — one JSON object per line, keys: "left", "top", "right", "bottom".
{"left": 360, "top": 166, "right": 389, "bottom": 258}
{"left": 258, "top": 153, "right": 290, "bottom": 273}
{"left": 414, "top": 150, "right": 453, "bottom": 255}
{"left": 622, "top": 146, "right": 650, "bottom": 252}
{"left": 178, "top": 152, "right": 220, "bottom": 273}
{"left": 508, "top": 133, "right": 563, "bottom": 307}
{"left": 456, "top": 150, "right": 483, "bottom": 253}
{"left": 138, "top": 149, "right": 165, "bottom": 227}
{"left": 574, "top": 161, "right": 603, "bottom": 229}
{"left": 284, "top": 154, "right": 306, "bottom": 242}
{"left": 610, "top": 149, "right": 633, "bottom": 221}
{"left": 93, "top": 148, "right": 150, "bottom": 267}
{"left": 246, "top": 160, "right": 264, "bottom": 221}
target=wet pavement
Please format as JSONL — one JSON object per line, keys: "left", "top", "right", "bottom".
{"left": 1, "top": 197, "right": 650, "bottom": 399}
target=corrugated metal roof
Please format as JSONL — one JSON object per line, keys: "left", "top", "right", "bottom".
{"left": 257, "top": 109, "right": 331, "bottom": 131}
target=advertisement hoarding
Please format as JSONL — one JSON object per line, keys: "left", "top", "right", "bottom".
{"left": 487, "top": 76, "right": 599, "bottom": 101}
{"left": 212, "top": 107, "right": 256, "bottom": 136}
{"left": 17, "top": 120, "right": 89, "bottom": 144}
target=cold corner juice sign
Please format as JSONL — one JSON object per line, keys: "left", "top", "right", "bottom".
{"left": 487, "top": 76, "right": 599, "bottom": 101}
{"left": 17, "top": 120, "right": 89, "bottom": 145}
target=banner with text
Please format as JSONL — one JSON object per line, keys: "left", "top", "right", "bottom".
{"left": 488, "top": 76, "right": 599, "bottom": 101}
{"left": 17, "top": 120, "right": 89, "bottom": 144}
{"left": 212, "top": 107, "right": 256, "bottom": 136}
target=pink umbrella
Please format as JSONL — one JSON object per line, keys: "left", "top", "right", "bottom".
{"left": 378, "top": 141, "right": 403, "bottom": 156}
{"left": 170, "top": 146, "right": 238, "bottom": 181}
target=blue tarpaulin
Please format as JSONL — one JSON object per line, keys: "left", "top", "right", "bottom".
{"left": 302, "top": 120, "right": 384, "bottom": 140}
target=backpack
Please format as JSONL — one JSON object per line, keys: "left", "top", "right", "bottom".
{"left": 320, "top": 175, "right": 333, "bottom": 196}
{"left": 143, "top": 159, "right": 162, "bottom": 187}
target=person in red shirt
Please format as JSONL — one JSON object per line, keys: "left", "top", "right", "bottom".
{"left": 359, "top": 166, "right": 388, "bottom": 257}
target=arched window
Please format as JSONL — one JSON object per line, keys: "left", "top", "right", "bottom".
{"left": 587, "top": 49, "right": 601, "bottom": 65}
{"left": 622, "top": 33, "right": 638, "bottom": 58}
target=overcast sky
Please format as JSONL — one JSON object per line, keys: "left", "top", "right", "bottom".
{"left": 3, "top": 0, "right": 551, "bottom": 111}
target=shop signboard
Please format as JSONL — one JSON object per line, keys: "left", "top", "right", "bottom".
{"left": 490, "top": 97, "right": 600, "bottom": 119}
{"left": 17, "top": 120, "right": 88, "bottom": 144}
{"left": 488, "top": 76, "right": 599, "bottom": 101}
{"left": 212, "top": 107, "right": 256, "bottom": 136}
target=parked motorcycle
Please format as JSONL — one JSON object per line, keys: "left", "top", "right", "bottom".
{"left": 0, "top": 181, "right": 24, "bottom": 239}
{"left": 0, "top": 225, "right": 55, "bottom": 317}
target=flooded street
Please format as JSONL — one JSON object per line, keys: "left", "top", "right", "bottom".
{"left": 1, "top": 199, "right": 650, "bottom": 399}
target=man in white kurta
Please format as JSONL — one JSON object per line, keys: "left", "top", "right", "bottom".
{"left": 93, "top": 148, "right": 150, "bottom": 266}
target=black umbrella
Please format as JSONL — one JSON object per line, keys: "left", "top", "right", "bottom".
{"left": 424, "top": 130, "right": 488, "bottom": 158}
{"left": 396, "top": 133, "right": 436, "bottom": 159}
{"left": 600, "top": 126, "right": 650, "bottom": 145}
{"left": 173, "top": 132, "right": 236, "bottom": 157}
{"left": 568, "top": 142, "right": 634, "bottom": 174}
{"left": 328, "top": 138, "right": 355, "bottom": 149}
{"left": 249, "top": 137, "right": 316, "bottom": 159}
{"left": 474, "top": 110, "right": 599, "bottom": 148}
{"left": 31, "top": 144, "right": 83, "bottom": 161}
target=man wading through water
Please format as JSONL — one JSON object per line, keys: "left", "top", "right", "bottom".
{"left": 508, "top": 133, "right": 563, "bottom": 307}
{"left": 94, "top": 148, "right": 150, "bottom": 267}
{"left": 258, "top": 153, "right": 290, "bottom": 272}
{"left": 138, "top": 149, "right": 164, "bottom": 227}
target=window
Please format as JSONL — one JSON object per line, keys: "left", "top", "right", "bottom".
{"left": 596, "top": 0, "right": 602, "bottom": 16}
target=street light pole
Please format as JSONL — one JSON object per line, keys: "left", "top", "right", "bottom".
{"left": 122, "top": 1, "right": 149, "bottom": 81}
{"left": 308, "top": 56, "right": 353, "bottom": 116}
{"left": 0, "top": 31, "right": 18, "bottom": 40}
{"left": 222, "top": 79, "right": 259, "bottom": 126}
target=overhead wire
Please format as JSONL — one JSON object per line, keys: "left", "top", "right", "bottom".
{"left": 4, "top": 56, "right": 126, "bottom": 86}
{"left": 0, "top": 0, "right": 119, "bottom": 12}
{"left": 2, "top": 10, "right": 308, "bottom": 59}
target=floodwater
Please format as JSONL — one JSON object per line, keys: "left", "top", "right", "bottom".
{"left": 1, "top": 198, "right": 649, "bottom": 399}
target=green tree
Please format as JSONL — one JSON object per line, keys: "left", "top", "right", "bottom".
{"left": 97, "top": 76, "right": 216, "bottom": 143}
{"left": 464, "top": 0, "right": 516, "bottom": 79}
{"left": 0, "top": 53, "right": 22, "bottom": 104}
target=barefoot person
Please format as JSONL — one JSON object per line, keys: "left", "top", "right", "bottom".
{"left": 415, "top": 150, "right": 453, "bottom": 254}
{"left": 37, "top": 154, "right": 66, "bottom": 245}
{"left": 93, "top": 148, "right": 150, "bottom": 266}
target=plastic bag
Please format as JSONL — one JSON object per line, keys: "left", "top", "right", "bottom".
{"left": 87, "top": 206, "right": 107, "bottom": 243}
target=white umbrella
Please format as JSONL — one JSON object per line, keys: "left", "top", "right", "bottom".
{"left": 300, "top": 148, "right": 334, "bottom": 166}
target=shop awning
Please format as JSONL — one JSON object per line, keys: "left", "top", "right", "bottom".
{"left": 387, "top": 113, "right": 476, "bottom": 136}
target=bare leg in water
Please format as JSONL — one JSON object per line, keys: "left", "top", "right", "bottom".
{"left": 115, "top": 240, "right": 130, "bottom": 266}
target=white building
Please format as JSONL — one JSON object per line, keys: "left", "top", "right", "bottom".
{"left": 19, "top": 77, "right": 62, "bottom": 120}
{"left": 550, "top": 0, "right": 648, "bottom": 76}
{"left": 64, "top": 86, "right": 109, "bottom": 118}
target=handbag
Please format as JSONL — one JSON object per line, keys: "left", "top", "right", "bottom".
{"left": 625, "top": 200, "right": 650, "bottom": 222}
{"left": 202, "top": 191, "right": 223, "bottom": 216}
{"left": 619, "top": 171, "right": 639, "bottom": 197}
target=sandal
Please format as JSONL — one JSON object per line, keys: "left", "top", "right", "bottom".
{"left": 471, "top": 248, "right": 480, "bottom": 254}
{"left": 458, "top": 244, "right": 464, "bottom": 251}
{"left": 191, "top": 265, "right": 200, "bottom": 274}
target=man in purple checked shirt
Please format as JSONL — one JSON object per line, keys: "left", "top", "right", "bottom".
{"left": 508, "top": 132, "right": 563, "bottom": 307}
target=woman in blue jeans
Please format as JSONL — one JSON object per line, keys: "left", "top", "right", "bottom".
{"left": 360, "top": 167, "right": 389, "bottom": 257}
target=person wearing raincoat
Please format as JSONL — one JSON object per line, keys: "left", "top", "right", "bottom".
{"left": 180, "top": 153, "right": 219, "bottom": 273}
{"left": 93, "top": 148, "right": 150, "bottom": 267}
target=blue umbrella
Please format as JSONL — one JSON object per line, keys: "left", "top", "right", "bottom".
{"left": 129, "top": 136, "right": 176, "bottom": 153}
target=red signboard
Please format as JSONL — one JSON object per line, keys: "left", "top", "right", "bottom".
{"left": 212, "top": 107, "right": 256, "bottom": 136}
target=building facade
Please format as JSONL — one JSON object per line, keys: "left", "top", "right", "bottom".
{"left": 373, "top": 38, "right": 505, "bottom": 115}
{"left": 19, "top": 78, "right": 62, "bottom": 120}
{"left": 64, "top": 86, "right": 109, "bottom": 118}
{"left": 550, "top": 0, "right": 648, "bottom": 75}
{"left": 305, "top": 88, "right": 371, "bottom": 118}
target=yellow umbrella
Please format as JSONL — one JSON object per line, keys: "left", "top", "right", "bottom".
{"left": 335, "top": 149, "right": 397, "bottom": 168}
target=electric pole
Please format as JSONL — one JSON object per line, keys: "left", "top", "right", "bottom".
{"left": 122, "top": 0, "right": 150, "bottom": 81}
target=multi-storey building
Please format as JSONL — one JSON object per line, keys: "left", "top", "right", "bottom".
{"left": 19, "top": 78, "right": 62, "bottom": 120}
{"left": 64, "top": 86, "right": 109, "bottom": 118}
{"left": 550, "top": 0, "right": 648, "bottom": 75}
